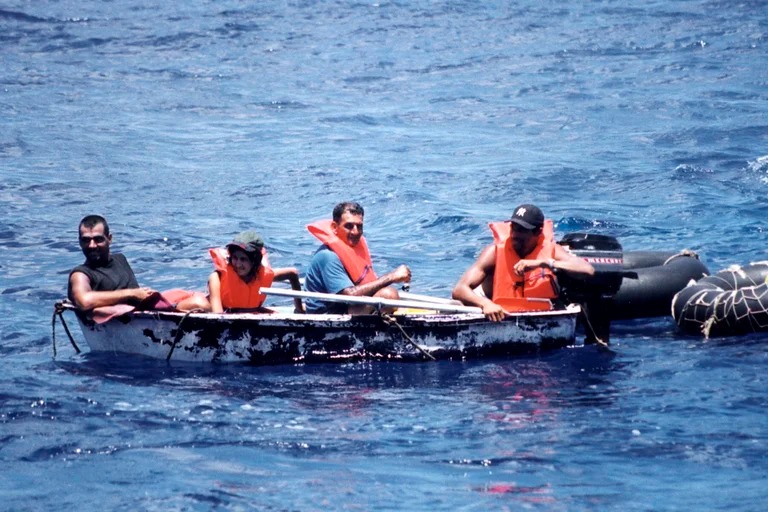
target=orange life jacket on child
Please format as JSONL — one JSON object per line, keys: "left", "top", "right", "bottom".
{"left": 209, "top": 247, "right": 275, "bottom": 310}
{"left": 307, "top": 219, "right": 377, "bottom": 285}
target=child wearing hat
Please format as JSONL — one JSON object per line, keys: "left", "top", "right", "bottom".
{"left": 208, "top": 231, "right": 303, "bottom": 313}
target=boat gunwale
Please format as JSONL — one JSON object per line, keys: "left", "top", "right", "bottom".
{"left": 56, "top": 301, "right": 581, "bottom": 324}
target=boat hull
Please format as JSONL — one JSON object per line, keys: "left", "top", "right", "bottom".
{"left": 62, "top": 305, "right": 581, "bottom": 364}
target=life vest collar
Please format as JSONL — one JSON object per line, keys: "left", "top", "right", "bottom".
{"left": 307, "top": 219, "right": 377, "bottom": 285}
{"left": 209, "top": 247, "right": 275, "bottom": 310}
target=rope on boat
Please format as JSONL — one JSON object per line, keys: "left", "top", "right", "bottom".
{"left": 380, "top": 312, "right": 436, "bottom": 361}
{"left": 51, "top": 301, "right": 81, "bottom": 357}
{"left": 663, "top": 249, "right": 699, "bottom": 265}
{"left": 166, "top": 309, "right": 203, "bottom": 361}
{"left": 577, "top": 302, "right": 610, "bottom": 350}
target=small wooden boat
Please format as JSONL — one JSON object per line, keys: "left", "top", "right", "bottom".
{"left": 53, "top": 290, "right": 581, "bottom": 364}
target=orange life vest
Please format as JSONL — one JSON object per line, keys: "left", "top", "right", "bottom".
{"left": 209, "top": 247, "right": 275, "bottom": 310}
{"left": 307, "top": 219, "right": 377, "bottom": 285}
{"left": 489, "top": 220, "right": 559, "bottom": 301}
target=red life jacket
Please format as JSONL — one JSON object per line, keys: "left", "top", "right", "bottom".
{"left": 209, "top": 247, "right": 275, "bottom": 310}
{"left": 489, "top": 220, "right": 558, "bottom": 302}
{"left": 307, "top": 219, "right": 377, "bottom": 285}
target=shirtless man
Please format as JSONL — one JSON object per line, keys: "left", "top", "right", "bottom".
{"left": 452, "top": 204, "right": 594, "bottom": 321}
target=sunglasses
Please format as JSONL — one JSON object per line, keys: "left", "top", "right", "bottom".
{"left": 511, "top": 224, "right": 539, "bottom": 234}
{"left": 79, "top": 235, "right": 108, "bottom": 244}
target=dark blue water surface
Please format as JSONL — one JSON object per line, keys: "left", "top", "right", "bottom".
{"left": 2, "top": 1, "right": 767, "bottom": 510}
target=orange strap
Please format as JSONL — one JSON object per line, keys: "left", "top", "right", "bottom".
{"left": 307, "top": 219, "right": 377, "bottom": 285}
{"left": 490, "top": 219, "right": 558, "bottom": 301}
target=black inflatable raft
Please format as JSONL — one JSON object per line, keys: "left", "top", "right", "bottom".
{"left": 610, "top": 250, "right": 710, "bottom": 320}
{"left": 560, "top": 235, "right": 710, "bottom": 321}
{"left": 672, "top": 262, "right": 768, "bottom": 337}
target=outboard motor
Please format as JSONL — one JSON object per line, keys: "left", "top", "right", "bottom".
{"left": 557, "top": 233, "right": 624, "bottom": 302}
{"left": 556, "top": 233, "right": 624, "bottom": 344}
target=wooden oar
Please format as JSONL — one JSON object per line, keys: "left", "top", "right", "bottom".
{"left": 300, "top": 279, "right": 462, "bottom": 306}
{"left": 401, "top": 291, "right": 551, "bottom": 312}
{"left": 260, "top": 288, "right": 483, "bottom": 314}
{"left": 399, "top": 291, "right": 463, "bottom": 305}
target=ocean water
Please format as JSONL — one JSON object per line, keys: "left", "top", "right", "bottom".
{"left": 2, "top": 1, "right": 767, "bottom": 510}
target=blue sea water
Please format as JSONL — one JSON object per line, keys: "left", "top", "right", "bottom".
{"left": 1, "top": 0, "right": 767, "bottom": 510}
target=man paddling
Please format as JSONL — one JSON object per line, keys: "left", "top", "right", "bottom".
{"left": 303, "top": 202, "right": 411, "bottom": 314}
{"left": 452, "top": 204, "right": 594, "bottom": 322}
{"left": 68, "top": 214, "right": 208, "bottom": 312}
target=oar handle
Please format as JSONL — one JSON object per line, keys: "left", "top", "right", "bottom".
{"left": 260, "top": 288, "right": 483, "bottom": 314}
{"left": 399, "top": 291, "right": 463, "bottom": 305}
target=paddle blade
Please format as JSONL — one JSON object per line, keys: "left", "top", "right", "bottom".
{"left": 495, "top": 297, "right": 552, "bottom": 312}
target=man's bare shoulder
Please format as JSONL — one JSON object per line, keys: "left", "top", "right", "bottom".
{"left": 475, "top": 244, "right": 497, "bottom": 268}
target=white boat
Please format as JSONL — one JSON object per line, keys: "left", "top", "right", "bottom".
{"left": 53, "top": 290, "right": 581, "bottom": 364}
